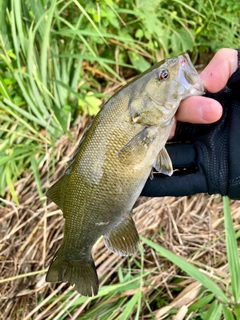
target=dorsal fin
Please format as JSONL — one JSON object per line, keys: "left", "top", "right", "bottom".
{"left": 46, "top": 174, "right": 69, "bottom": 211}
{"left": 67, "top": 120, "right": 93, "bottom": 167}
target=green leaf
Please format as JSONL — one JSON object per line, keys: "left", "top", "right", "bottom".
{"left": 78, "top": 92, "right": 102, "bottom": 116}
{"left": 128, "top": 52, "right": 151, "bottom": 72}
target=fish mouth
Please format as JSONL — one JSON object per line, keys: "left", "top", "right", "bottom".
{"left": 191, "top": 80, "right": 205, "bottom": 95}
{"left": 178, "top": 53, "right": 205, "bottom": 97}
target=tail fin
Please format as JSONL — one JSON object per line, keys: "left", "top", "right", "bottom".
{"left": 46, "top": 252, "right": 99, "bottom": 296}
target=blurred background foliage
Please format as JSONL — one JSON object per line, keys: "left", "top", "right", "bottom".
{"left": 0, "top": 0, "right": 239, "bottom": 202}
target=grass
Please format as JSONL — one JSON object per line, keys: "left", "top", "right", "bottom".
{"left": 1, "top": 0, "right": 240, "bottom": 319}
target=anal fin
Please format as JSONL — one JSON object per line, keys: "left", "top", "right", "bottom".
{"left": 104, "top": 214, "right": 139, "bottom": 256}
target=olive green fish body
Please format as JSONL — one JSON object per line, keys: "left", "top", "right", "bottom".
{"left": 46, "top": 54, "right": 204, "bottom": 296}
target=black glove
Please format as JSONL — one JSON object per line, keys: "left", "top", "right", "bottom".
{"left": 141, "top": 49, "right": 240, "bottom": 200}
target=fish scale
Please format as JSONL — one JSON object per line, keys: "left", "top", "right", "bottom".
{"left": 46, "top": 53, "right": 204, "bottom": 296}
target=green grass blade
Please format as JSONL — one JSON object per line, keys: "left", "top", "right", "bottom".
{"left": 56, "top": 53, "right": 130, "bottom": 82}
{"left": 223, "top": 196, "right": 240, "bottom": 303}
{"left": 5, "top": 163, "right": 19, "bottom": 205}
{"left": 0, "top": 147, "right": 39, "bottom": 166}
{"left": 9, "top": 0, "right": 21, "bottom": 70}
{"left": 27, "top": 26, "right": 52, "bottom": 118}
{"left": 202, "top": 300, "right": 222, "bottom": 320}
{"left": 40, "top": 0, "right": 56, "bottom": 109}
{"left": 119, "top": 291, "right": 141, "bottom": 320}
{"left": 0, "top": 74, "right": 11, "bottom": 99}
{"left": 2, "top": 98, "right": 47, "bottom": 128}
{"left": 72, "top": 0, "right": 107, "bottom": 45}
{"left": 0, "top": 101, "right": 50, "bottom": 144}
{"left": 141, "top": 236, "right": 229, "bottom": 303}
{"left": 13, "top": 0, "right": 25, "bottom": 56}
{"left": 51, "top": 39, "right": 65, "bottom": 107}
{"left": 222, "top": 306, "right": 235, "bottom": 320}
{"left": 189, "top": 293, "right": 214, "bottom": 312}
{"left": 0, "top": 0, "right": 9, "bottom": 45}
{"left": 27, "top": 0, "right": 46, "bottom": 37}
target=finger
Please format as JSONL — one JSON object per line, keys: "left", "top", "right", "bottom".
{"left": 176, "top": 96, "right": 223, "bottom": 123}
{"left": 169, "top": 96, "right": 223, "bottom": 139}
{"left": 200, "top": 48, "right": 238, "bottom": 93}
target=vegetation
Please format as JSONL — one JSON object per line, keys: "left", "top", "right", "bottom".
{"left": 0, "top": 0, "right": 240, "bottom": 319}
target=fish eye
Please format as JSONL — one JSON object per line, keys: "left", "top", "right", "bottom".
{"left": 158, "top": 69, "right": 169, "bottom": 81}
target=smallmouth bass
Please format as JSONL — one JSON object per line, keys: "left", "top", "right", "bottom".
{"left": 46, "top": 54, "right": 204, "bottom": 296}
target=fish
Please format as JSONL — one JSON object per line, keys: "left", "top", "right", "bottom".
{"left": 46, "top": 53, "right": 204, "bottom": 296}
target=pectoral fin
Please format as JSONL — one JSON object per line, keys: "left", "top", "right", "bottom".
{"left": 153, "top": 147, "right": 173, "bottom": 176}
{"left": 104, "top": 214, "right": 139, "bottom": 256}
{"left": 118, "top": 127, "right": 155, "bottom": 165}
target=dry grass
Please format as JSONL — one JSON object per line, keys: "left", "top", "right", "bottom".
{"left": 1, "top": 116, "right": 240, "bottom": 320}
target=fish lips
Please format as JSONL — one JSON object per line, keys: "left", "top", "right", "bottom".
{"left": 178, "top": 53, "right": 205, "bottom": 98}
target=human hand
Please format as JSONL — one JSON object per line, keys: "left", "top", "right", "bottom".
{"left": 169, "top": 48, "right": 238, "bottom": 139}
{"left": 142, "top": 48, "right": 240, "bottom": 199}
